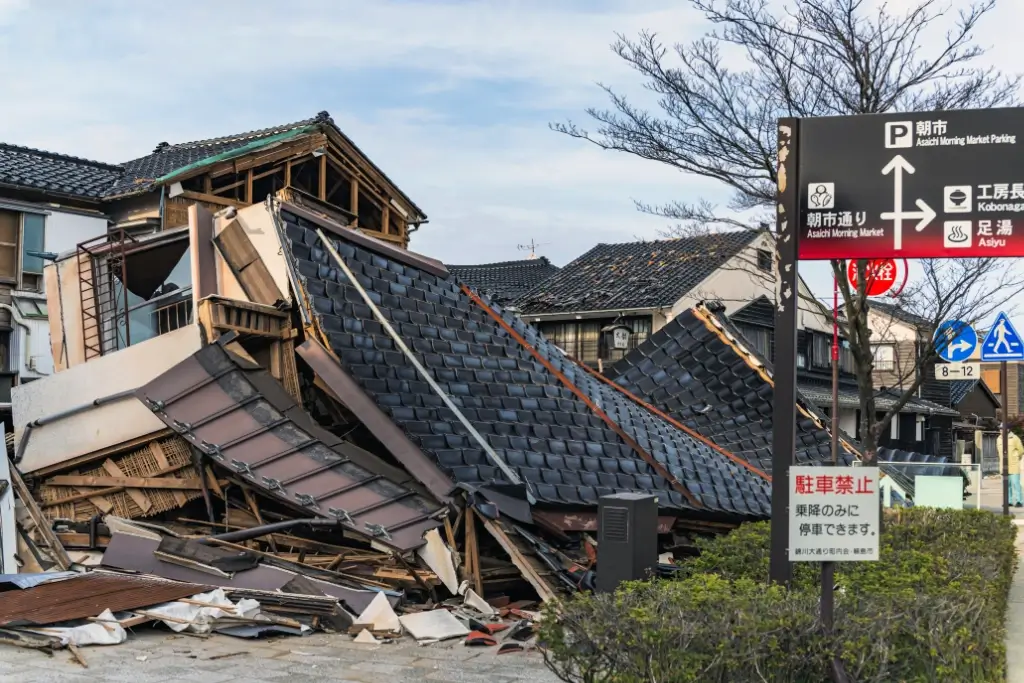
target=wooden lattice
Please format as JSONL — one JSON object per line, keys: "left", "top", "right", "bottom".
{"left": 39, "top": 436, "right": 202, "bottom": 521}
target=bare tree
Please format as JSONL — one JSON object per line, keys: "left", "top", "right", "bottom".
{"left": 553, "top": 0, "right": 1021, "bottom": 458}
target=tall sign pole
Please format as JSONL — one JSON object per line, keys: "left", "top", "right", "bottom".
{"left": 1003, "top": 361, "right": 1010, "bottom": 517}
{"left": 770, "top": 119, "right": 800, "bottom": 586}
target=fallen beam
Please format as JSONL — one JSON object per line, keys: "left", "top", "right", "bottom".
{"left": 47, "top": 475, "right": 213, "bottom": 490}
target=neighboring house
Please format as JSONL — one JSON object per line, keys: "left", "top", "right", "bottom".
{"left": 0, "top": 160, "right": 111, "bottom": 411}
{"left": 866, "top": 300, "right": 966, "bottom": 460}
{"left": 449, "top": 257, "right": 559, "bottom": 307}
{"left": 0, "top": 111, "right": 426, "bottom": 373}
{"left": 968, "top": 338, "right": 1024, "bottom": 417}
{"left": 726, "top": 296, "right": 959, "bottom": 458}
{"left": 948, "top": 378, "right": 1000, "bottom": 473}
{"left": 516, "top": 230, "right": 835, "bottom": 367}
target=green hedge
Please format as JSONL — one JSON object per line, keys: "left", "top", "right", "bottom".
{"left": 540, "top": 508, "right": 1017, "bottom": 683}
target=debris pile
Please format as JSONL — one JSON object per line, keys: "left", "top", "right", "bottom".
{"left": 0, "top": 195, "right": 782, "bottom": 666}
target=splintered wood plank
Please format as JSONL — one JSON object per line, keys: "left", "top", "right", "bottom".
{"left": 9, "top": 464, "right": 71, "bottom": 570}
{"left": 149, "top": 441, "right": 189, "bottom": 507}
{"left": 279, "top": 338, "right": 302, "bottom": 401}
{"left": 479, "top": 516, "right": 557, "bottom": 603}
{"left": 102, "top": 459, "right": 152, "bottom": 514}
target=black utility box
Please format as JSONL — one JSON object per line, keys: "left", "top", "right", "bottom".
{"left": 596, "top": 492, "right": 658, "bottom": 593}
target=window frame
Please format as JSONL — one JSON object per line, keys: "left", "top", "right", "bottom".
{"left": 871, "top": 343, "right": 896, "bottom": 370}
{"left": 0, "top": 207, "right": 47, "bottom": 288}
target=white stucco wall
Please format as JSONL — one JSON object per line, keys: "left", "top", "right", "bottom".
{"left": 838, "top": 408, "right": 858, "bottom": 436}
{"left": 44, "top": 209, "right": 108, "bottom": 264}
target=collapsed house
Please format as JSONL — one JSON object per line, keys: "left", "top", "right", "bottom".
{"left": 1, "top": 188, "right": 960, "bottom": 659}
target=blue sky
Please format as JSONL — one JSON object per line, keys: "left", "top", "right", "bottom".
{"left": 0, "top": 0, "right": 1021, "bottom": 307}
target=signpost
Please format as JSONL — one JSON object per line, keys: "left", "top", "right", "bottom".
{"left": 934, "top": 320, "right": 977, "bottom": 363}
{"left": 789, "top": 467, "right": 880, "bottom": 562}
{"left": 797, "top": 109, "right": 1024, "bottom": 260}
{"left": 980, "top": 312, "right": 1024, "bottom": 362}
{"left": 774, "top": 109, "right": 1024, "bottom": 680}
{"left": 979, "top": 311, "right": 1024, "bottom": 517}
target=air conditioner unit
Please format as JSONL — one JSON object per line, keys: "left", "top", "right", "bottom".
{"left": 596, "top": 492, "right": 658, "bottom": 593}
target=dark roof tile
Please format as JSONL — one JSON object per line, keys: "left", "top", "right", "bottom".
{"left": 0, "top": 143, "right": 122, "bottom": 199}
{"left": 517, "top": 231, "right": 762, "bottom": 314}
{"left": 449, "top": 258, "right": 560, "bottom": 306}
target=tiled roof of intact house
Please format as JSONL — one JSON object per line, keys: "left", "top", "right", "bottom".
{"left": 449, "top": 258, "right": 560, "bottom": 307}
{"left": 516, "top": 230, "right": 763, "bottom": 315}
{"left": 278, "top": 204, "right": 773, "bottom": 519}
{"left": 0, "top": 143, "right": 123, "bottom": 199}
{"left": 869, "top": 300, "right": 931, "bottom": 328}
{"left": 608, "top": 307, "right": 845, "bottom": 474}
{"left": 799, "top": 383, "right": 960, "bottom": 417}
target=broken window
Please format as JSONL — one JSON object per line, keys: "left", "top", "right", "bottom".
{"left": 97, "top": 237, "right": 193, "bottom": 352}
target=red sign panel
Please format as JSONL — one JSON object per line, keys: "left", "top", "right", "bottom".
{"left": 846, "top": 259, "right": 898, "bottom": 296}
{"left": 796, "top": 108, "right": 1024, "bottom": 260}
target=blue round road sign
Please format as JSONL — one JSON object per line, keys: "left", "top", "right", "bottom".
{"left": 934, "top": 320, "right": 977, "bottom": 362}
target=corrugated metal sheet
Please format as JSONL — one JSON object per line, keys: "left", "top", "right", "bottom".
{"left": 135, "top": 342, "right": 443, "bottom": 551}
{"left": 0, "top": 571, "right": 206, "bottom": 626}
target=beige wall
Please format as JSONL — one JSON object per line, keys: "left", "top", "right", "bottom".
{"left": 212, "top": 204, "right": 293, "bottom": 306}
{"left": 866, "top": 310, "right": 920, "bottom": 390}
{"left": 44, "top": 255, "right": 85, "bottom": 371}
{"left": 668, "top": 233, "right": 833, "bottom": 332}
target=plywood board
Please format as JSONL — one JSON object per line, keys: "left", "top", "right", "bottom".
{"left": 13, "top": 326, "right": 202, "bottom": 473}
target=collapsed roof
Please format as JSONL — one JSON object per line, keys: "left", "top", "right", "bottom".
{"left": 277, "top": 202, "right": 774, "bottom": 521}
{"left": 606, "top": 308, "right": 926, "bottom": 493}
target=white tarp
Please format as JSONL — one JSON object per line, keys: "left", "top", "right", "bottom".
{"left": 140, "top": 588, "right": 260, "bottom": 634}
{"left": 27, "top": 609, "right": 127, "bottom": 646}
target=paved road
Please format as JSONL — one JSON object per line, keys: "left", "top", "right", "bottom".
{"left": 0, "top": 630, "right": 563, "bottom": 683}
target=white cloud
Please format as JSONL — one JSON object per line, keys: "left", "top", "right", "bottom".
{"left": 0, "top": 0, "right": 1019, "bottom": 285}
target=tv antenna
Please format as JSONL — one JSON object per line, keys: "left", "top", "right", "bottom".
{"left": 517, "top": 239, "right": 550, "bottom": 259}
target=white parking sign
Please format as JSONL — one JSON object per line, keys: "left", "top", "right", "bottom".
{"left": 788, "top": 466, "right": 880, "bottom": 562}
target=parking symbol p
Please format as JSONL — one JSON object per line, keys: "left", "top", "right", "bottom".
{"left": 885, "top": 121, "right": 913, "bottom": 149}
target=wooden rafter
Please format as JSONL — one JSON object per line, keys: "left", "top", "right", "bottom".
{"left": 212, "top": 178, "right": 247, "bottom": 196}
{"left": 318, "top": 154, "right": 327, "bottom": 200}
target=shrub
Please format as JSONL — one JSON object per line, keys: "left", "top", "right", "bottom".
{"left": 541, "top": 508, "right": 1017, "bottom": 683}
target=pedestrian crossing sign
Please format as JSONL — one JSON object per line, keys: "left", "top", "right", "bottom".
{"left": 980, "top": 312, "right": 1024, "bottom": 361}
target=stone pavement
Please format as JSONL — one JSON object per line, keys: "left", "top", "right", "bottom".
{"left": 0, "top": 629, "right": 564, "bottom": 683}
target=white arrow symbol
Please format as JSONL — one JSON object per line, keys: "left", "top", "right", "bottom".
{"left": 880, "top": 154, "right": 936, "bottom": 250}
{"left": 949, "top": 339, "right": 972, "bottom": 354}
